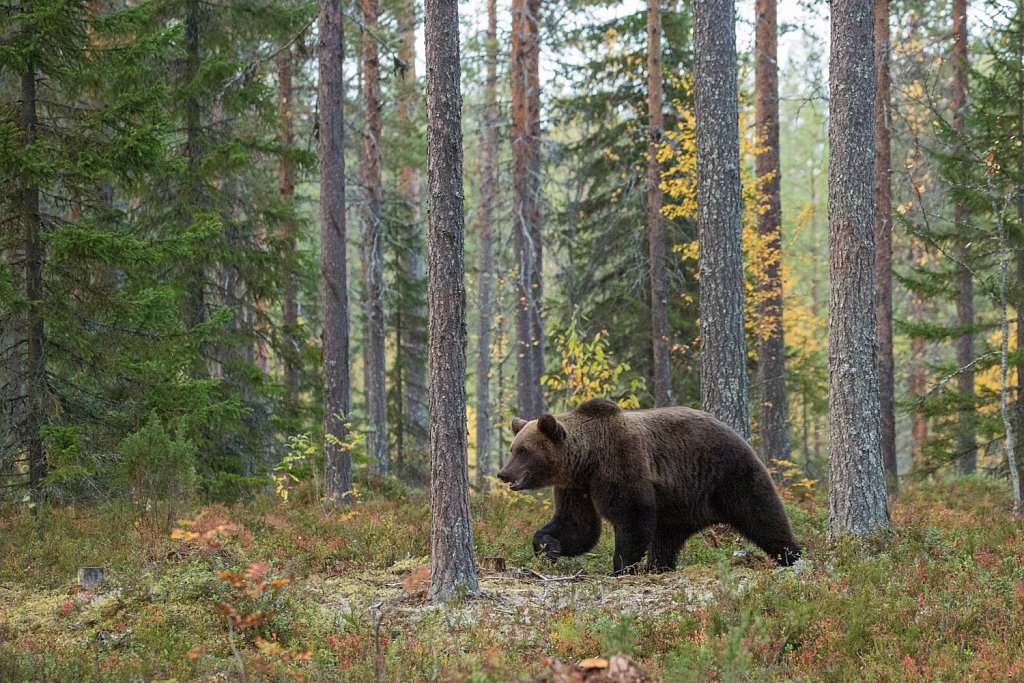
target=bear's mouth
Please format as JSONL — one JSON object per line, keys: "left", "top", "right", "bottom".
{"left": 508, "top": 471, "right": 530, "bottom": 491}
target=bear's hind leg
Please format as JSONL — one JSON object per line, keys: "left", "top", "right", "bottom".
{"left": 714, "top": 475, "right": 801, "bottom": 566}
{"left": 647, "top": 525, "right": 696, "bottom": 573}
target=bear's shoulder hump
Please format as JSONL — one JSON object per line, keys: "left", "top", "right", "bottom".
{"left": 574, "top": 398, "right": 622, "bottom": 417}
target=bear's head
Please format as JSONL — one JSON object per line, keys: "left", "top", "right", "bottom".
{"left": 496, "top": 414, "right": 567, "bottom": 491}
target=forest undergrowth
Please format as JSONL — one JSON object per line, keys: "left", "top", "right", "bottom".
{"left": 1, "top": 477, "right": 1022, "bottom": 682}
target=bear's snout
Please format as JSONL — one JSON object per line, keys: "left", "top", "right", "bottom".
{"left": 495, "top": 469, "right": 513, "bottom": 483}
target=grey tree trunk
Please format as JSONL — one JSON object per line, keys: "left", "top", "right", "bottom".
{"left": 694, "top": 0, "right": 749, "bottom": 440}
{"left": 873, "top": 0, "right": 897, "bottom": 490}
{"left": 476, "top": 0, "right": 499, "bottom": 487}
{"left": 183, "top": 0, "right": 205, "bottom": 333}
{"left": 511, "top": 0, "right": 545, "bottom": 420}
{"left": 360, "top": 0, "right": 388, "bottom": 475}
{"left": 319, "top": 0, "right": 353, "bottom": 506}
{"left": 278, "top": 48, "right": 301, "bottom": 402}
{"left": 1016, "top": 4, "right": 1024, "bottom": 501}
{"left": 22, "top": 63, "right": 45, "bottom": 492}
{"left": 755, "top": 0, "right": 790, "bottom": 465}
{"left": 647, "top": 0, "right": 671, "bottom": 408}
{"left": 396, "top": 0, "right": 429, "bottom": 466}
{"left": 425, "top": 0, "right": 479, "bottom": 599}
{"left": 952, "top": 0, "right": 976, "bottom": 475}
{"left": 827, "top": 0, "right": 891, "bottom": 537}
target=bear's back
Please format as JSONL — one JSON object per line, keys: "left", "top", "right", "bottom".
{"left": 621, "top": 406, "right": 762, "bottom": 485}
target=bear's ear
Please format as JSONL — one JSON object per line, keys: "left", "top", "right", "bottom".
{"left": 511, "top": 417, "right": 528, "bottom": 435}
{"left": 537, "top": 414, "right": 566, "bottom": 445}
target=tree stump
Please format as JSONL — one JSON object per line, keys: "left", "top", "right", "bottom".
{"left": 77, "top": 566, "right": 105, "bottom": 589}
{"left": 478, "top": 556, "right": 506, "bottom": 573}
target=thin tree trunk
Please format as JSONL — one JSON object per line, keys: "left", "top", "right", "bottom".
{"left": 755, "top": 0, "right": 790, "bottom": 464}
{"left": 873, "top": 0, "right": 897, "bottom": 490}
{"left": 511, "top": 0, "right": 545, "bottom": 419}
{"left": 425, "top": 0, "right": 479, "bottom": 599}
{"left": 476, "top": 0, "right": 499, "bottom": 487}
{"left": 22, "top": 63, "right": 45, "bottom": 492}
{"left": 319, "top": 0, "right": 353, "bottom": 507}
{"left": 396, "top": 0, "right": 429, "bottom": 466}
{"left": 908, "top": 238, "right": 929, "bottom": 469}
{"left": 278, "top": 48, "right": 301, "bottom": 402}
{"left": 994, "top": 174, "right": 1022, "bottom": 514}
{"left": 360, "top": 0, "right": 388, "bottom": 475}
{"left": 827, "top": 0, "right": 891, "bottom": 537}
{"left": 694, "top": 0, "right": 749, "bottom": 440}
{"left": 647, "top": 0, "right": 671, "bottom": 408}
{"left": 952, "top": 0, "right": 976, "bottom": 474}
{"left": 1016, "top": 2, "right": 1024, "bottom": 497}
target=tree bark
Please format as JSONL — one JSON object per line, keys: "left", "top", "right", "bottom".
{"left": 511, "top": 0, "right": 545, "bottom": 419}
{"left": 952, "top": 0, "right": 976, "bottom": 474}
{"left": 476, "top": 0, "right": 499, "bottom": 487}
{"left": 183, "top": 0, "right": 204, "bottom": 332}
{"left": 647, "top": 0, "right": 671, "bottom": 408}
{"left": 827, "top": 0, "right": 891, "bottom": 537}
{"left": 22, "top": 63, "right": 46, "bottom": 492}
{"left": 755, "top": 0, "right": 790, "bottom": 464}
{"left": 360, "top": 0, "right": 388, "bottom": 475}
{"left": 319, "top": 0, "right": 353, "bottom": 506}
{"left": 1016, "top": 1, "right": 1024, "bottom": 500}
{"left": 278, "top": 48, "right": 301, "bottom": 402}
{"left": 694, "top": 0, "right": 749, "bottom": 440}
{"left": 396, "top": 0, "right": 429, "bottom": 466}
{"left": 873, "top": 0, "right": 897, "bottom": 490}
{"left": 425, "top": 0, "right": 479, "bottom": 599}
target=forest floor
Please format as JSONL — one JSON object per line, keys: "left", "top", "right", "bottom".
{"left": 1, "top": 476, "right": 1023, "bottom": 682}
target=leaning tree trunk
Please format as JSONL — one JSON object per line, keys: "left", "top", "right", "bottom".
{"left": 425, "top": 0, "right": 479, "bottom": 599}
{"left": 319, "top": 0, "right": 353, "bottom": 506}
{"left": 476, "top": 0, "right": 499, "bottom": 487}
{"left": 647, "top": 0, "right": 671, "bottom": 408}
{"left": 952, "top": 0, "right": 976, "bottom": 475}
{"left": 694, "top": 0, "right": 749, "bottom": 440}
{"left": 873, "top": 0, "right": 897, "bottom": 490}
{"left": 827, "top": 0, "right": 891, "bottom": 537}
{"left": 278, "top": 48, "right": 301, "bottom": 402}
{"left": 754, "top": 0, "right": 791, "bottom": 465}
{"left": 360, "top": 0, "right": 388, "bottom": 475}
{"left": 22, "top": 63, "right": 46, "bottom": 492}
{"left": 511, "top": 0, "right": 545, "bottom": 420}
{"left": 396, "top": 0, "right": 429, "bottom": 470}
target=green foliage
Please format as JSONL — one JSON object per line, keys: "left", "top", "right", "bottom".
{"left": 542, "top": 320, "right": 645, "bottom": 409}
{"left": 120, "top": 413, "right": 196, "bottom": 523}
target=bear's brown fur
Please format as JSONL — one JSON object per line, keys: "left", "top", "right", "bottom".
{"left": 496, "top": 398, "right": 801, "bottom": 574}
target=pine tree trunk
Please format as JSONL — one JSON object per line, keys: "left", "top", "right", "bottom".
{"left": 755, "top": 0, "right": 790, "bottom": 464}
{"left": 476, "top": 0, "right": 499, "bottom": 487}
{"left": 278, "top": 48, "right": 301, "bottom": 402}
{"left": 827, "top": 0, "right": 891, "bottom": 537}
{"left": 694, "top": 0, "right": 749, "bottom": 440}
{"left": 511, "top": 0, "right": 545, "bottom": 419}
{"left": 647, "top": 0, "right": 671, "bottom": 408}
{"left": 873, "top": 0, "right": 897, "bottom": 490}
{"left": 425, "top": 0, "right": 479, "bottom": 599}
{"left": 22, "top": 63, "right": 46, "bottom": 492}
{"left": 319, "top": 0, "right": 353, "bottom": 507}
{"left": 952, "top": 0, "right": 976, "bottom": 474}
{"left": 360, "top": 0, "right": 388, "bottom": 475}
{"left": 183, "top": 0, "right": 204, "bottom": 332}
{"left": 396, "top": 0, "right": 429, "bottom": 467}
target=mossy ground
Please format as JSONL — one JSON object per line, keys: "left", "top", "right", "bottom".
{"left": 1, "top": 477, "right": 1023, "bottom": 682}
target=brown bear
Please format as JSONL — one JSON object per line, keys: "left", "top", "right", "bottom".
{"left": 496, "top": 398, "right": 801, "bottom": 574}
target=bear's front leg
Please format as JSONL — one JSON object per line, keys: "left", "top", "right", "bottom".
{"left": 611, "top": 516, "right": 655, "bottom": 575}
{"left": 532, "top": 487, "right": 601, "bottom": 562}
